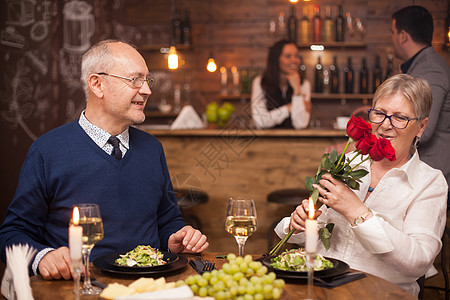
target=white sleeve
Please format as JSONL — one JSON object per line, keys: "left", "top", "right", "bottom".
{"left": 251, "top": 76, "right": 289, "bottom": 129}
{"left": 290, "top": 80, "right": 311, "bottom": 129}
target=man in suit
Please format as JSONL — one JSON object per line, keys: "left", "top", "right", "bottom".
{"left": 392, "top": 6, "right": 450, "bottom": 204}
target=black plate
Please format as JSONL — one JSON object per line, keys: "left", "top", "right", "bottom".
{"left": 104, "top": 251, "right": 179, "bottom": 270}
{"left": 94, "top": 253, "right": 188, "bottom": 276}
{"left": 263, "top": 256, "right": 349, "bottom": 279}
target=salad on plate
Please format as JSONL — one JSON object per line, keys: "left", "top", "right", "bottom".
{"left": 115, "top": 245, "right": 167, "bottom": 267}
{"left": 270, "top": 248, "right": 334, "bottom": 272}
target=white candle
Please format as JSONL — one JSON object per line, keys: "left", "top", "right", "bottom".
{"left": 69, "top": 207, "right": 82, "bottom": 261}
{"left": 305, "top": 197, "right": 318, "bottom": 253}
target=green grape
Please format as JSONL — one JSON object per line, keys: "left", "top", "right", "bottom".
{"left": 244, "top": 254, "right": 253, "bottom": 263}
{"left": 210, "top": 276, "right": 219, "bottom": 285}
{"left": 236, "top": 296, "right": 245, "bottom": 300}
{"left": 226, "top": 279, "right": 236, "bottom": 288}
{"left": 208, "top": 287, "right": 215, "bottom": 297}
{"left": 237, "top": 285, "right": 247, "bottom": 295}
{"left": 229, "top": 286, "right": 238, "bottom": 296}
{"left": 273, "top": 279, "right": 285, "bottom": 289}
{"left": 244, "top": 294, "right": 254, "bottom": 300}
{"left": 239, "top": 261, "right": 248, "bottom": 273}
{"left": 210, "top": 269, "right": 218, "bottom": 277}
{"left": 256, "top": 266, "right": 268, "bottom": 276}
{"left": 263, "top": 284, "right": 273, "bottom": 294}
{"left": 263, "top": 291, "right": 274, "bottom": 300}
{"left": 246, "top": 268, "right": 255, "bottom": 277}
{"left": 254, "top": 283, "right": 263, "bottom": 293}
{"left": 202, "top": 271, "right": 211, "bottom": 280}
{"left": 185, "top": 275, "right": 195, "bottom": 285}
{"left": 233, "top": 271, "right": 244, "bottom": 281}
{"left": 194, "top": 274, "right": 202, "bottom": 282}
{"left": 254, "top": 293, "right": 264, "bottom": 300}
{"left": 272, "top": 287, "right": 282, "bottom": 299}
{"left": 231, "top": 263, "right": 240, "bottom": 274}
{"left": 235, "top": 256, "right": 244, "bottom": 264}
{"left": 223, "top": 291, "right": 232, "bottom": 300}
{"left": 239, "top": 277, "right": 249, "bottom": 286}
{"left": 175, "top": 279, "right": 185, "bottom": 287}
{"left": 189, "top": 283, "right": 199, "bottom": 294}
{"left": 267, "top": 272, "right": 276, "bottom": 282}
{"left": 223, "top": 274, "right": 233, "bottom": 283}
{"left": 213, "top": 281, "right": 225, "bottom": 292}
{"left": 215, "top": 290, "right": 226, "bottom": 300}
{"left": 249, "top": 261, "right": 262, "bottom": 271}
{"left": 250, "top": 276, "right": 261, "bottom": 285}
{"left": 222, "top": 262, "right": 232, "bottom": 274}
{"left": 227, "top": 253, "right": 237, "bottom": 261}
{"left": 197, "top": 277, "right": 208, "bottom": 287}
{"left": 198, "top": 287, "right": 208, "bottom": 297}
{"left": 246, "top": 283, "right": 256, "bottom": 295}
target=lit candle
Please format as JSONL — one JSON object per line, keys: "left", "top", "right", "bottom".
{"left": 69, "top": 206, "right": 82, "bottom": 261}
{"left": 305, "top": 197, "right": 318, "bottom": 253}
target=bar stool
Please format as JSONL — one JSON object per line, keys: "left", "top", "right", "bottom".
{"left": 267, "top": 188, "right": 310, "bottom": 251}
{"left": 174, "top": 188, "right": 208, "bottom": 231}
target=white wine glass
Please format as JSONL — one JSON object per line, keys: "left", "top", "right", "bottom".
{"left": 74, "top": 203, "right": 104, "bottom": 295}
{"left": 225, "top": 198, "right": 257, "bottom": 256}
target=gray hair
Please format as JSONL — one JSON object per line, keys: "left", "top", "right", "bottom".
{"left": 80, "top": 39, "right": 125, "bottom": 98}
{"left": 372, "top": 74, "right": 432, "bottom": 120}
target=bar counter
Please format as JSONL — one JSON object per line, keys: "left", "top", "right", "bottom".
{"left": 139, "top": 126, "right": 347, "bottom": 254}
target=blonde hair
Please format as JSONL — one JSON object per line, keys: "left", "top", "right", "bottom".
{"left": 372, "top": 74, "right": 432, "bottom": 119}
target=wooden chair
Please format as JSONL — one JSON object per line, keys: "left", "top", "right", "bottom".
{"left": 174, "top": 188, "right": 208, "bottom": 231}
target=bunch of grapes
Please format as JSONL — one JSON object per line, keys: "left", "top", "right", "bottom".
{"left": 178, "top": 254, "right": 285, "bottom": 300}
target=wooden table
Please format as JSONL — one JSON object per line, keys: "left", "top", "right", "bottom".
{"left": 7, "top": 253, "right": 416, "bottom": 300}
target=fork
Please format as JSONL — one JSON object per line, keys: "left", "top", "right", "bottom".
{"left": 202, "top": 260, "right": 215, "bottom": 272}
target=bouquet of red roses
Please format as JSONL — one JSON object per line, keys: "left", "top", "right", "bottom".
{"left": 269, "top": 115, "right": 396, "bottom": 255}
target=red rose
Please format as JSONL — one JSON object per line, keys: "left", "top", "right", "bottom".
{"left": 355, "top": 133, "right": 378, "bottom": 155}
{"left": 369, "top": 138, "right": 396, "bottom": 161}
{"left": 346, "top": 115, "right": 372, "bottom": 141}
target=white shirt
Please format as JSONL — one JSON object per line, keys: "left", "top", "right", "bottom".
{"left": 275, "top": 150, "right": 448, "bottom": 297}
{"left": 251, "top": 75, "right": 311, "bottom": 129}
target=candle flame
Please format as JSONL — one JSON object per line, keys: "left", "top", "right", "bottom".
{"left": 73, "top": 207, "right": 80, "bottom": 225}
{"left": 308, "top": 197, "right": 315, "bottom": 219}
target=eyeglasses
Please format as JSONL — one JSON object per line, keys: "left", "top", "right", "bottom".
{"left": 97, "top": 72, "right": 154, "bottom": 88}
{"left": 368, "top": 109, "right": 418, "bottom": 129}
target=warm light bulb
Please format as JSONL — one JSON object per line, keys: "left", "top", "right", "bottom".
{"left": 207, "top": 58, "right": 217, "bottom": 72}
{"left": 168, "top": 46, "right": 179, "bottom": 70}
{"left": 289, "top": 0, "right": 298, "bottom": 3}
{"left": 308, "top": 197, "right": 315, "bottom": 219}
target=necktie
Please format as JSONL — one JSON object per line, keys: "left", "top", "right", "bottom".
{"left": 107, "top": 136, "right": 122, "bottom": 160}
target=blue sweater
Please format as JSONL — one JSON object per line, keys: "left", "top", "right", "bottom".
{"left": 0, "top": 121, "right": 186, "bottom": 271}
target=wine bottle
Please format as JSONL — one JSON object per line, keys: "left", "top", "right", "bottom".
{"left": 181, "top": 9, "right": 192, "bottom": 46}
{"left": 385, "top": 54, "right": 394, "bottom": 81}
{"left": 372, "top": 55, "right": 382, "bottom": 93}
{"left": 172, "top": 8, "right": 182, "bottom": 45}
{"left": 359, "top": 57, "right": 369, "bottom": 94}
{"left": 314, "top": 56, "right": 324, "bottom": 93}
{"left": 344, "top": 57, "right": 354, "bottom": 94}
{"left": 323, "top": 6, "right": 333, "bottom": 43}
{"left": 335, "top": 5, "right": 345, "bottom": 42}
{"left": 330, "top": 56, "right": 339, "bottom": 93}
{"left": 312, "top": 4, "right": 322, "bottom": 43}
{"left": 299, "top": 6, "right": 310, "bottom": 43}
{"left": 299, "top": 56, "right": 307, "bottom": 79}
{"left": 287, "top": 5, "right": 297, "bottom": 43}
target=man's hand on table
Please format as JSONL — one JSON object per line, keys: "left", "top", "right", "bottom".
{"left": 38, "top": 246, "right": 83, "bottom": 280}
{"left": 168, "top": 225, "right": 209, "bottom": 253}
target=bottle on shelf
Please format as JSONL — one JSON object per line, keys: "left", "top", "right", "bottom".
{"left": 359, "top": 57, "right": 369, "bottom": 94}
{"left": 329, "top": 55, "right": 339, "bottom": 93}
{"left": 345, "top": 11, "right": 354, "bottom": 41}
{"left": 241, "top": 68, "right": 250, "bottom": 95}
{"left": 335, "top": 4, "right": 345, "bottom": 42}
{"left": 314, "top": 56, "right": 324, "bottom": 93}
{"left": 372, "top": 55, "right": 382, "bottom": 93}
{"left": 181, "top": 9, "right": 192, "bottom": 46}
{"left": 172, "top": 8, "right": 182, "bottom": 45}
{"left": 299, "top": 6, "right": 310, "bottom": 43}
{"left": 384, "top": 54, "right": 394, "bottom": 81}
{"left": 299, "top": 55, "right": 307, "bottom": 79}
{"left": 312, "top": 4, "right": 322, "bottom": 43}
{"left": 344, "top": 57, "right": 354, "bottom": 94}
{"left": 287, "top": 4, "right": 297, "bottom": 43}
{"left": 323, "top": 6, "right": 333, "bottom": 43}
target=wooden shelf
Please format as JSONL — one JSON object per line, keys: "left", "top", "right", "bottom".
{"left": 145, "top": 111, "right": 178, "bottom": 118}
{"left": 218, "top": 93, "right": 373, "bottom": 101}
{"left": 297, "top": 41, "right": 367, "bottom": 49}
{"left": 139, "top": 44, "right": 192, "bottom": 52}
{"left": 218, "top": 94, "right": 251, "bottom": 101}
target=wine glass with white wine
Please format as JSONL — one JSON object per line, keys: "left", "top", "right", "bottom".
{"left": 225, "top": 198, "right": 257, "bottom": 256}
{"left": 74, "top": 203, "right": 104, "bottom": 295}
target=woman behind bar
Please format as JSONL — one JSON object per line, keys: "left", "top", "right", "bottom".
{"left": 251, "top": 40, "right": 311, "bottom": 129}
{"left": 275, "top": 74, "right": 448, "bottom": 297}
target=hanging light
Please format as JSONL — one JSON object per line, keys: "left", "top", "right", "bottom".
{"left": 206, "top": 55, "right": 217, "bottom": 72}
{"left": 289, "top": 0, "right": 298, "bottom": 3}
{"left": 167, "top": 46, "right": 179, "bottom": 70}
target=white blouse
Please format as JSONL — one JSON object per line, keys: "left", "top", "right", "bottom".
{"left": 275, "top": 150, "right": 448, "bottom": 297}
{"left": 251, "top": 75, "right": 311, "bottom": 129}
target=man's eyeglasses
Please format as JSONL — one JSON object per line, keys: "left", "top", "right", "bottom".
{"left": 97, "top": 72, "right": 154, "bottom": 88}
{"left": 368, "top": 108, "right": 418, "bottom": 129}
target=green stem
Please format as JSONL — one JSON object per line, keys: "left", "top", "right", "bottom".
{"left": 348, "top": 155, "right": 371, "bottom": 173}
{"left": 269, "top": 228, "right": 296, "bottom": 256}
{"left": 335, "top": 138, "right": 353, "bottom": 173}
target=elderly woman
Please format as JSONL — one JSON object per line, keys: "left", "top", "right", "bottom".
{"left": 275, "top": 74, "right": 448, "bottom": 297}
{"left": 251, "top": 40, "right": 311, "bottom": 129}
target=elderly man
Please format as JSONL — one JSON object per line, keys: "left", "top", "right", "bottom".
{"left": 0, "top": 40, "right": 209, "bottom": 280}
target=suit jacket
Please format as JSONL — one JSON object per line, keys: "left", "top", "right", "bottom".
{"left": 407, "top": 46, "right": 450, "bottom": 187}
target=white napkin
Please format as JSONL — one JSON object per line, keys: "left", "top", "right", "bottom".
{"left": 170, "top": 105, "right": 205, "bottom": 130}
{"left": 116, "top": 285, "right": 193, "bottom": 300}
{"left": 1, "top": 244, "right": 36, "bottom": 300}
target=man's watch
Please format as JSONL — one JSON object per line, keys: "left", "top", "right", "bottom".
{"left": 352, "top": 207, "right": 372, "bottom": 226}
